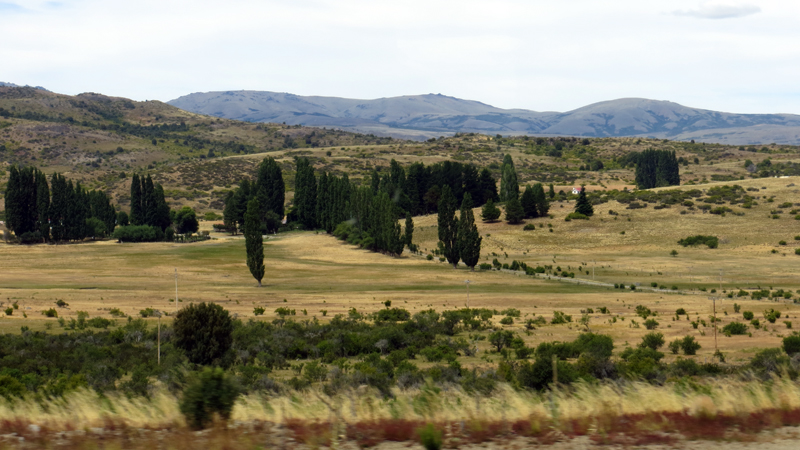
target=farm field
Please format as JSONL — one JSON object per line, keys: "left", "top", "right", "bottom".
{"left": 2, "top": 173, "right": 799, "bottom": 366}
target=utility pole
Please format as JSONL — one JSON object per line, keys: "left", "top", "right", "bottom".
{"left": 175, "top": 268, "right": 178, "bottom": 314}
{"left": 707, "top": 269, "right": 723, "bottom": 353}
{"left": 156, "top": 310, "right": 162, "bottom": 365}
{"left": 464, "top": 280, "right": 471, "bottom": 308}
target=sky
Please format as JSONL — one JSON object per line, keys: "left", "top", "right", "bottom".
{"left": 1, "top": 0, "right": 798, "bottom": 114}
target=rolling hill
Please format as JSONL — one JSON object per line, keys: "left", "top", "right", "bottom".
{"left": 169, "top": 91, "right": 800, "bottom": 144}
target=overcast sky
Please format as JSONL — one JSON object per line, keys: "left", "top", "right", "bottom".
{"left": 2, "top": 0, "right": 798, "bottom": 114}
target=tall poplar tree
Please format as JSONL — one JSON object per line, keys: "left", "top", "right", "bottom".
{"left": 499, "top": 154, "right": 519, "bottom": 202}
{"left": 244, "top": 197, "right": 265, "bottom": 287}
{"left": 404, "top": 213, "right": 414, "bottom": 250}
{"left": 130, "top": 174, "right": 143, "bottom": 226}
{"left": 437, "top": 185, "right": 459, "bottom": 268}
{"left": 520, "top": 185, "right": 538, "bottom": 218}
{"left": 533, "top": 183, "right": 550, "bottom": 217}
{"left": 458, "top": 193, "right": 481, "bottom": 271}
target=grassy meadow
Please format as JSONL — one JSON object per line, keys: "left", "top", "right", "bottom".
{"left": 2, "top": 173, "right": 799, "bottom": 367}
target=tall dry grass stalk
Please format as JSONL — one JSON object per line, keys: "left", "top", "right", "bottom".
{"left": 2, "top": 377, "right": 799, "bottom": 430}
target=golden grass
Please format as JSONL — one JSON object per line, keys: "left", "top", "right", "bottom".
{"left": 3, "top": 377, "right": 800, "bottom": 432}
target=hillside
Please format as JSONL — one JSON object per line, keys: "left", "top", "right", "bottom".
{"left": 3, "top": 86, "right": 800, "bottom": 220}
{"left": 169, "top": 91, "right": 800, "bottom": 144}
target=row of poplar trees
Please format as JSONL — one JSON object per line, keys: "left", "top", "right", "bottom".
{"left": 438, "top": 187, "right": 482, "bottom": 270}
{"left": 223, "top": 157, "right": 285, "bottom": 234}
{"left": 634, "top": 149, "right": 680, "bottom": 189}
{"left": 4, "top": 165, "right": 116, "bottom": 242}
{"left": 129, "top": 174, "right": 171, "bottom": 231}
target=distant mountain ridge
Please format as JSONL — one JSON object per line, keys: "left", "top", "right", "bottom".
{"left": 0, "top": 81, "right": 49, "bottom": 91}
{"left": 168, "top": 91, "right": 800, "bottom": 144}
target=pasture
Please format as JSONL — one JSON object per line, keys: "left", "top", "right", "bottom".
{"left": 2, "top": 174, "right": 799, "bottom": 366}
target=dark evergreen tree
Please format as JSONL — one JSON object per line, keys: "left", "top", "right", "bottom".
{"left": 173, "top": 302, "right": 234, "bottom": 366}
{"left": 574, "top": 186, "right": 594, "bottom": 216}
{"left": 548, "top": 183, "right": 555, "bottom": 199}
{"left": 521, "top": 185, "right": 538, "bottom": 218}
{"left": 458, "top": 193, "right": 481, "bottom": 271}
{"left": 404, "top": 213, "right": 414, "bottom": 250}
{"left": 244, "top": 197, "right": 265, "bottom": 287}
{"left": 142, "top": 175, "right": 156, "bottom": 227}
{"left": 233, "top": 179, "right": 251, "bottom": 231}
{"left": 255, "top": 157, "right": 285, "bottom": 220}
{"left": 117, "top": 211, "right": 129, "bottom": 227}
{"left": 222, "top": 191, "right": 238, "bottom": 234}
{"left": 437, "top": 185, "right": 459, "bottom": 268}
{"left": 294, "top": 158, "right": 317, "bottom": 229}
{"left": 152, "top": 183, "right": 172, "bottom": 231}
{"left": 49, "top": 173, "right": 68, "bottom": 242}
{"left": 533, "top": 183, "right": 549, "bottom": 217}
{"left": 478, "top": 168, "right": 499, "bottom": 204}
{"left": 504, "top": 196, "right": 524, "bottom": 224}
{"left": 499, "top": 154, "right": 519, "bottom": 201}
{"left": 481, "top": 199, "right": 501, "bottom": 222}
{"left": 130, "top": 174, "right": 143, "bottom": 226}
{"left": 36, "top": 171, "right": 50, "bottom": 242}
{"left": 635, "top": 149, "right": 680, "bottom": 189}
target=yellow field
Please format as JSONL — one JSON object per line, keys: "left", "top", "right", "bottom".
{"left": 1, "top": 175, "right": 799, "bottom": 365}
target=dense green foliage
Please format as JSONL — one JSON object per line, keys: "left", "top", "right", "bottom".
{"left": 504, "top": 196, "right": 524, "bottom": 224}
{"left": 173, "top": 303, "right": 234, "bottom": 366}
{"left": 677, "top": 235, "right": 719, "bottom": 248}
{"left": 574, "top": 186, "right": 594, "bottom": 217}
{"left": 130, "top": 174, "right": 170, "bottom": 231}
{"left": 4, "top": 165, "right": 116, "bottom": 242}
{"left": 499, "top": 154, "right": 519, "bottom": 202}
{"left": 481, "top": 199, "right": 501, "bottom": 222}
{"left": 458, "top": 193, "right": 482, "bottom": 270}
{"left": 437, "top": 186, "right": 460, "bottom": 267}
{"left": 244, "top": 198, "right": 265, "bottom": 287}
{"left": 634, "top": 149, "right": 680, "bottom": 189}
{"left": 180, "top": 367, "right": 240, "bottom": 429}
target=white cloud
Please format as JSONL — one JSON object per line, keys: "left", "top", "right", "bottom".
{"left": 0, "top": 1, "right": 798, "bottom": 115}
{"left": 674, "top": 2, "right": 761, "bottom": 19}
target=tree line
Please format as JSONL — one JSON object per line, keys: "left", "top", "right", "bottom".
{"left": 634, "top": 149, "right": 680, "bottom": 189}
{"left": 4, "top": 165, "right": 116, "bottom": 243}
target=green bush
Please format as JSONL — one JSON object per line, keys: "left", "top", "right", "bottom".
{"left": 639, "top": 332, "right": 665, "bottom": 350}
{"left": 722, "top": 322, "right": 748, "bottom": 336}
{"left": 479, "top": 263, "right": 492, "bottom": 270}
{"left": 253, "top": 307, "right": 265, "bottom": 316}
{"left": 551, "top": 311, "right": 572, "bottom": 324}
{"left": 112, "top": 225, "right": 163, "bottom": 243}
{"left": 139, "top": 308, "right": 156, "bottom": 318}
{"left": 783, "top": 335, "right": 800, "bottom": 355}
{"left": 743, "top": 311, "right": 754, "bottom": 320}
{"left": 523, "top": 223, "right": 536, "bottom": 230}
{"left": 418, "top": 423, "right": 443, "bottom": 450}
{"left": 87, "top": 317, "right": 112, "bottom": 329}
{"left": 42, "top": 308, "right": 58, "bottom": 318}
{"left": 644, "top": 319, "right": 659, "bottom": 330}
{"left": 3, "top": 308, "right": 11, "bottom": 316}
{"left": 500, "top": 316, "right": 514, "bottom": 325}
{"left": 668, "top": 339, "right": 681, "bottom": 354}
{"left": 675, "top": 308, "right": 687, "bottom": 315}
{"left": 180, "top": 367, "right": 240, "bottom": 430}
{"left": 679, "top": 336, "right": 701, "bottom": 355}
{"left": 677, "top": 235, "right": 719, "bottom": 248}
{"left": 565, "top": 212, "right": 589, "bottom": 221}
{"left": 174, "top": 303, "right": 234, "bottom": 365}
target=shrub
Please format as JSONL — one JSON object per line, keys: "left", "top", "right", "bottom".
{"left": 42, "top": 308, "right": 58, "bottom": 318}
{"left": 783, "top": 335, "right": 800, "bottom": 355}
{"left": 668, "top": 339, "right": 681, "bottom": 354}
{"left": 174, "top": 303, "right": 234, "bottom": 365}
{"left": 109, "top": 308, "right": 126, "bottom": 317}
{"left": 565, "top": 212, "right": 589, "bottom": 221}
{"left": 743, "top": 311, "right": 754, "bottom": 320}
{"left": 426, "top": 254, "right": 433, "bottom": 260}
{"left": 639, "top": 332, "right": 665, "bottom": 350}
{"left": 418, "top": 423, "right": 443, "bottom": 450}
{"left": 796, "top": 248, "right": 800, "bottom": 255}
{"left": 644, "top": 319, "right": 659, "bottom": 330}
{"left": 779, "top": 240, "right": 787, "bottom": 246}
{"left": 500, "top": 316, "right": 514, "bottom": 325}
{"left": 675, "top": 308, "right": 687, "bottom": 315}
{"left": 56, "top": 299, "right": 68, "bottom": 307}
{"left": 733, "top": 303, "right": 741, "bottom": 313}
{"left": 112, "top": 225, "right": 162, "bottom": 243}
{"left": 253, "top": 307, "right": 265, "bottom": 316}
{"left": 679, "top": 336, "right": 701, "bottom": 355}
{"left": 722, "top": 322, "right": 748, "bottom": 336}
{"left": 180, "top": 367, "right": 240, "bottom": 430}
{"left": 551, "top": 311, "right": 572, "bottom": 324}
{"left": 87, "top": 317, "right": 112, "bottom": 329}
{"left": 501, "top": 308, "right": 521, "bottom": 317}
{"left": 479, "top": 263, "right": 492, "bottom": 270}
{"left": 523, "top": 224, "right": 536, "bottom": 230}
{"left": 677, "top": 235, "right": 719, "bottom": 248}
{"left": 139, "top": 308, "right": 156, "bottom": 318}
{"left": 3, "top": 308, "right": 11, "bottom": 316}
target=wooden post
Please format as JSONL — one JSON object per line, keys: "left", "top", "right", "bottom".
{"left": 157, "top": 312, "right": 161, "bottom": 366}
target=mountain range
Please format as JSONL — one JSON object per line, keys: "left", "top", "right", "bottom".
{"left": 168, "top": 91, "right": 800, "bottom": 145}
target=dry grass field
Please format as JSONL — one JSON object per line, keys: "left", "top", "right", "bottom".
{"left": 2, "top": 174, "right": 799, "bottom": 367}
